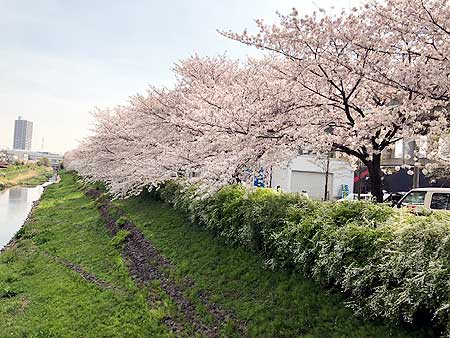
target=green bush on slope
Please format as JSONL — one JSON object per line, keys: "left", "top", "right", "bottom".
{"left": 150, "top": 180, "right": 450, "bottom": 334}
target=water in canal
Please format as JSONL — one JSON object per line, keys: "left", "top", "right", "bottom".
{"left": 0, "top": 182, "right": 52, "bottom": 249}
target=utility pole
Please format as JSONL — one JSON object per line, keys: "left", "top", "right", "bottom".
{"left": 410, "top": 140, "right": 420, "bottom": 189}
{"left": 413, "top": 166, "right": 420, "bottom": 188}
{"left": 268, "top": 166, "right": 273, "bottom": 188}
{"left": 324, "top": 152, "right": 330, "bottom": 200}
{"left": 357, "top": 159, "right": 362, "bottom": 199}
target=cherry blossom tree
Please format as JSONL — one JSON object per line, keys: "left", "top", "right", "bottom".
{"left": 65, "top": 94, "right": 197, "bottom": 197}
{"left": 221, "top": 1, "right": 449, "bottom": 201}
{"left": 353, "top": 0, "right": 450, "bottom": 103}
{"left": 67, "top": 0, "right": 449, "bottom": 202}
{"left": 66, "top": 56, "right": 300, "bottom": 196}
{"left": 166, "top": 55, "right": 300, "bottom": 183}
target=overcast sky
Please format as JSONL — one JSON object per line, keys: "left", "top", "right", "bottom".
{"left": 0, "top": 0, "right": 359, "bottom": 154}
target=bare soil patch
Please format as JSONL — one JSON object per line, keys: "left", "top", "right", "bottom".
{"left": 86, "top": 188, "right": 247, "bottom": 338}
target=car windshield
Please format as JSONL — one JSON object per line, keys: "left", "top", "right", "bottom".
{"left": 400, "top": 191, "right": 426, "bottom": 205}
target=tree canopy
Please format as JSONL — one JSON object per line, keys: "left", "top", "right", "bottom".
{"left": 66, "top": 0, "right": 450, "bottom": 201}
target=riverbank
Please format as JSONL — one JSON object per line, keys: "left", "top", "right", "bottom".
{"left": 0, "top": 173, "right": 172, "bottom": 337}
{"left": 0, "top": 164, "right": 53, "bottom": 190}
{"left": 0, "top": 172, "right": 436, "bottom": 337}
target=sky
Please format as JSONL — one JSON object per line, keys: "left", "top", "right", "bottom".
{"left": 0, "top": 0, "right": 359, "bottom": 154}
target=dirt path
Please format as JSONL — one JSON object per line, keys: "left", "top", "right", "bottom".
{"left": 43, "top": 252, "right": 120, "bottom": 291}
{"left": 86, "top": 189, "right": 247, "bottom": 338}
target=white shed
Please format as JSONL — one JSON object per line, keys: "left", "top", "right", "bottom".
{"left": 271, "top": 155, "right": 354, "bottom": 200}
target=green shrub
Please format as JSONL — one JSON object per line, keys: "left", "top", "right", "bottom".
{"left": 202, "top": 184, "right": 247, "bottom": 240}
{"left": 350, "top": 214, "right": 450, "bottom": 324}
{"left": 327, "top": 200, "right": 393, "bottom": 227}
{"left": 147, "top": 180, "right": 450, "bottom": 334}
{"left": 110, "top": 230, "right": 131, "bottom": 248}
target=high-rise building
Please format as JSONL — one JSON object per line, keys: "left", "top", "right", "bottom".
{"left": 13, "top": 116, "right": 33, "bottom": 150}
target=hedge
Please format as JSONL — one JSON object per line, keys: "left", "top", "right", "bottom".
{"left": 150, "top": 180, "right": 450, "bottom": 335}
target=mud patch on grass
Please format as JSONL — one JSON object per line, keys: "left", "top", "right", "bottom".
{"left": 43, "top": 252, "right": 120, "bottom": 291}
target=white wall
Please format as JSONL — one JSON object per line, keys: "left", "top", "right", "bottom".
{"left": 271, "top": 155, "right": 354, "bottom": 200}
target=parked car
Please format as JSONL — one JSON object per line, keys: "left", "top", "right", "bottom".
{"left": 383, "top": 192, "right": 406, "bottom": 205}
{"left": 395, "top": 188, "right": 450, "bottom": 211}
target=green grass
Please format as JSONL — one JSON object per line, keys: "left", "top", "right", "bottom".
{"left": 0, "top": 164, "right": 52, "bottom": 190}
{"left": 0, "top": 173, "right": 436, "bottom": 337}
{"left": 115, "top": 196, "right": 435, "bottom": 338}
{"left": 0, "top": 174, "right": 173, "bottom": 338}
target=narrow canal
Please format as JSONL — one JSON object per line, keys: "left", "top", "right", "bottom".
{"left": 0, "top": 181, "right": 53, "bottom": 249}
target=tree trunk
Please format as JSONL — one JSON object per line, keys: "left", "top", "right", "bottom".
{"left": 366, "top": 154, "right": 384, "bottom": 203}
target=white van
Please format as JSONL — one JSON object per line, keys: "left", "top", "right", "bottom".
{"left": 396, "top": 188, "right": 450, "bottom": 211}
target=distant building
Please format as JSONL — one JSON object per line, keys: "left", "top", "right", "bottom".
{"left": 271, "top": 154, "right": 354, "bottom": 200}
{"left": 13, "top": 116, "right": 33, "bottom": 150}
{"left": 5, "top": 149, "right": 63, "bottom": 168}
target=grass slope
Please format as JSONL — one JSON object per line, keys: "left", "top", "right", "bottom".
{"left": 0, "top": 174, "right": 173, "bottom": 338}
{"left": 0, "top": 165, "right": 52, "bottom": 190}
{"left": 0, "top": 173, "right": 435, "bottom": 337}
{"left": 115, "top": 196, "right": 434, "bottom": 338}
